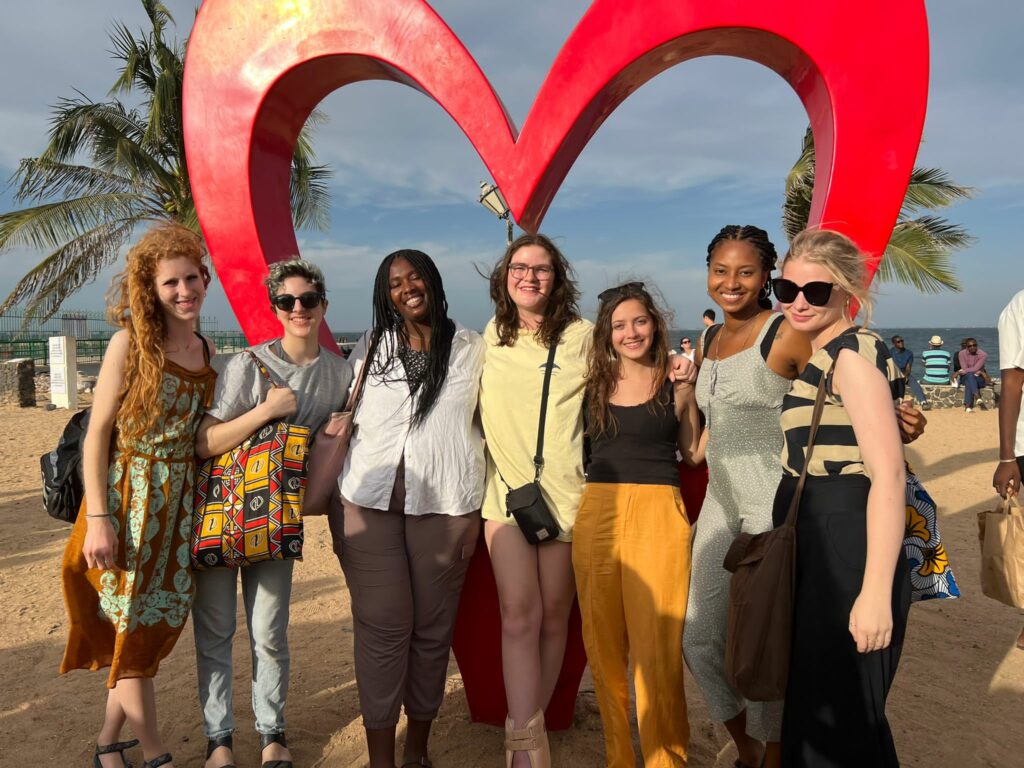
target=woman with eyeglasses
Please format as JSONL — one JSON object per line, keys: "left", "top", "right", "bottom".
{"left": 574, "top": 282, "right": 697, "bottom": 767}
{"left": 771, "top": 229, "right": 910, "bottom": 767}
{"left": 479, "top": 233, "right": 591, "bottom": 768}
{"left": 340, "top": 249, "right": 484, "bottom": 768}
{"left": 193, "top": 259, "right": 353, "bottom": 768}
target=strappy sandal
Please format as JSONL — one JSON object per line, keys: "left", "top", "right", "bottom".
{"left": 260, "top": 732, "right": 293, "bottom": 768}
{"left": 94, "top": 739, "right": 139, "bottom": 768}
{"left": 206, "top": 734, "right": 236, "bottom": 768}
{"left": 504, "top": 710, "right": 551, "bottom": 768}
{"left": 142, "top": 755, "right": 173, "bottom": 768}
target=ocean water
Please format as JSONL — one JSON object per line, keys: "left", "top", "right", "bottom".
{"left": 668, "top": 326, "right": 998, "bottom": 359}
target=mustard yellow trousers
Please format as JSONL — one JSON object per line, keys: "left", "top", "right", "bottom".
{"left": 573, "top": 482, "right": 692, "bottom": 767}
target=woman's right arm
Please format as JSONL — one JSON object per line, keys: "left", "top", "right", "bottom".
{"left": 674, "top": 372, "right": 706, "bottom": 466}
{"left": 81, "top": 330, "right": 130, "bottom": 571}
{"left": 195, "top": 386, "right": 296, "bottom": 459}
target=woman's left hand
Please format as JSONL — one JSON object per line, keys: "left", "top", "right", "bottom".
{"left": 669, "top": 355, "right": 698, "bottom": 386}
{"left": 897, "top": 400, "right": 926, "bottom": 444}
{"left": 848, "top": 591, "right": 894, "bottom": 653}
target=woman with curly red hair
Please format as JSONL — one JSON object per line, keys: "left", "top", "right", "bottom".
{"left": 61, "top": 222, "right": 218, "bottom": 768}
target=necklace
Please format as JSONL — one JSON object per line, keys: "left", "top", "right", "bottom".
{"left": 707, "top": 312, "right": 763, "bottom": 396}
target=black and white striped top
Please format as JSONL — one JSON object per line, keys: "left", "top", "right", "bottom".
{"left": 780, "top": 327, "right": 903, "bottom": 477}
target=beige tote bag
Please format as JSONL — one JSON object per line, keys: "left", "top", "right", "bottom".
{"left": 978, "top": 496, "right": 1024, "bottom": 609}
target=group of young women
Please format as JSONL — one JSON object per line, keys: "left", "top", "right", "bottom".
{"left": 61, "top": 220, "right": 921, "bottom": 768}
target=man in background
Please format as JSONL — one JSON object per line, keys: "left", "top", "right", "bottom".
{"left": 890, "top": 335, "right": 929, "bottom": 408}
{"left": 702, "top": 308, "right": 716, "bottom": 328}
{"left": 954, "top": 337, "right": 989, "bottom": 412}
{"left": 991, "top": 292, "right": 1024, "bottom": 651}
{"left": 921, "top": 335, "right": 953, "bottom": 385}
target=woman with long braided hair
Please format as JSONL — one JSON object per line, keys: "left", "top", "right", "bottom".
{"left": 339, "top": 249, "right": 485, "bottom": 768}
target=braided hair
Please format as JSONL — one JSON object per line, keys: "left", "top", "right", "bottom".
{"left": 367, "top": 249, "right": 456, "bottom": 427}
{"left": 705, "top": 225, "right": 778, "bottom": 309}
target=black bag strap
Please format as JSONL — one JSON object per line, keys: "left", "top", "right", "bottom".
{"left": 245, "top": 349, "right": 278, "bottom": 389}
{"left": 783, "top": 358, "right": 835, "bottom": 528}
{"left": 700, "top": 323, "right": 722, "bottom": 358}
{"left": 532, "top": 339, "right": 559, "bottom": 482}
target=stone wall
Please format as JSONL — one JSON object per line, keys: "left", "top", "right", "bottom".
{"left": 921, "top": 382, "right": 998, "bottom": 410}
{"left": 0, "top": 358, "right": 36, "bottom": 407}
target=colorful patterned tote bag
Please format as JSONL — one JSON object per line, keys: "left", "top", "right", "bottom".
{"left": 191, "top": 352, "right": 311, "bottom": 569}
{"left": 904, "top": 464, "right": 960, "bottom": 602}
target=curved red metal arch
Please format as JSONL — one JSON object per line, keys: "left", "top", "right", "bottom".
{"left": 183, "top": 0, "right": 928, "bottom": 344}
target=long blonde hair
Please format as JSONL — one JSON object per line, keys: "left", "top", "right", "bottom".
{"left": 106, "top": 222, "right": 209, "bottom": 438}
{"left": 784, "top": 228, "right": 873, "bottom": 325}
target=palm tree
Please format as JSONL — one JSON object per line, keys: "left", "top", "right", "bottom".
{"left": 0, "top": 0, "right": 331, "bottom": 324}
{"left": 783, "top": 126, "right": 972, "bottom": 293}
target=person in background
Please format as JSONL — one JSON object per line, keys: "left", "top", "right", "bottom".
{"left": 774, "top": 228, "right": 910, "bottom": 767}
{"left": 991, "top": 291, "right": 1024, "bottom": 652}
{"left": 679, "top": 336, "right": 695, "bottom": 362}
{"left": 703, "top": 308, "right": 717, "bottom": 328}
{"left": 889, "top": 335, "right": 929, "bottom": 408}
{"left": 62, "top": 223, "right": 218, "bottom": 768}
{"left": 339, "top": 249, "right": 484, "bottom": 768}
{"left": 921, "top": 335, "right": 952, "bottom": 385}
{"left": 954, "top": 337, "right": 989, "bottom": 412}
{"left": 194, "top": 258, "right": 352, "bottom": 768}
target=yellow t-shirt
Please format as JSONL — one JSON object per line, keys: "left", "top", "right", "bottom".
{"left": 479, "top": 317, "right": 593, "bottom": 541}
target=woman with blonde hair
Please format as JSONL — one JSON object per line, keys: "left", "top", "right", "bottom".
{"left": 574, "top": 282, "right": 696, "bottom": 767}
{"left": 772, "top": 228, "right": 910, "bottom": 767}
{"left": 61, "top": 223, "right": 218, "bottom": 768}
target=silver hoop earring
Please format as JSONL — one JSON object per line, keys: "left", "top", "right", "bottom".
{"left": 759, "top": 282, "right": 772, "bottom": 301}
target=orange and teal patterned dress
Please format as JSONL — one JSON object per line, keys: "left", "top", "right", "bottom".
{"left": 61, "top": 357, "right": 216, "bottom": 687}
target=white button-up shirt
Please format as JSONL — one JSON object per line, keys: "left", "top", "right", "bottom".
{"left": 340, "top": 322, "right": 485, "bottom": 515}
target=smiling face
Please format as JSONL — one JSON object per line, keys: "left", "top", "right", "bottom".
{"left": 778, "top": 257, "right": 846, "bottom": 334}
{"left": 506, "top": 243, "right": 554, "bottom": 317}
{"left": 610, "top": 298, "right": 655, "bottom": 362}
{"left": 272, "top": 275, "right": 325, "bottom": 340}
{"left": 707, "top": 239, "right": 768, "bottom": 315}
{"left": 389, "top": 256, "right": 430, "bottom": 324}
{"left": 154, "top": 256, "right": 207, "bottom": 323}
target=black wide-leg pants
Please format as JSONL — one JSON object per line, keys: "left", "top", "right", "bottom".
{"left": 772, "top": 474, "right": 912, "bottom": 768}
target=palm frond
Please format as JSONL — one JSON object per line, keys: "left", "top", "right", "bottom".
{"left": 876, "top": 221, "right": 962, "bottom": 293}
{"left": 0, "top": 218, "right": 137, "bottom": 320}
{"left": 0, "top": 193, "right": 149, "bottom": 252}
{"left": 108, "top": 22, "right": 156, "bottom": 96}
{"left": 11, "top": 159, "right": 132, "bottom": 202}
{"left": 42, "top": 97, "right": 146, "bottom": 165}
{"left": 900, "top": 167, "right": 974, "bottom": 215}
{"left": 290, "top": 114, "right": 333, "bottom": 230}
{"left": 785, "top": 125, "right": 815, "bottom": 196}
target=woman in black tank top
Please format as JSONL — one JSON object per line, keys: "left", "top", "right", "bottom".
{"left": 572, "top": 283, "right": 700, "bottom": 767}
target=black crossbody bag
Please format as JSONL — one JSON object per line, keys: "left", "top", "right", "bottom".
{"left": 500, "top": 339, "right": 561, "bottom": 545}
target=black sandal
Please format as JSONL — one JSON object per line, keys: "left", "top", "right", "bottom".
{"left": 94, "top": 739, "right": 139, "bottom": 768}
{"left": 260, "top": 732, "right": 293, "bottom": 768}
{"left": 206, "top": 734, "right": 236, "bottom": 768}
{"left": 142, "top": 755, "right": 173, "bottom": 768}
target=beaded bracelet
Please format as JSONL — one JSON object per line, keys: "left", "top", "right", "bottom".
{"left": 999, "top": 458, "right": 1018, "bottom": 464}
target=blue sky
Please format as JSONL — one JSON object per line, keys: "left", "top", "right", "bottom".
{"left": 2, "top": 0, "right": 1022, "bottom": 333}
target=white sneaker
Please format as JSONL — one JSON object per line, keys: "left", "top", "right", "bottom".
{"left": 965, "top": 407, "right": 974, "bottom": 413}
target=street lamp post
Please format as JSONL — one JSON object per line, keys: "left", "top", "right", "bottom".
{"left": 478, "top": 180, "right": 514, "bottom": 244}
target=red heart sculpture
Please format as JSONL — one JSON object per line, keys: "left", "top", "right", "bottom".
{"left": 183, "top": 0, "right": 929, "bottom": 728}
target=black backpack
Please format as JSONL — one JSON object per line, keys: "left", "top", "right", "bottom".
{"left": 40, "top": 409, "right": 91, "bottom": 523}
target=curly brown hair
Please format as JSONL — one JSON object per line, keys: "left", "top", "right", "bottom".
{"left": 487, "top": 233, "right": 581, "bottom": 348}
{"left": 585, "top": 283, "right": 672, "bottom": 437}
{"left": 106, "top": 222, "right": 209, "bottom": 439}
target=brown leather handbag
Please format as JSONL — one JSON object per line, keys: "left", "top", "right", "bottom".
{"left": 722, "top": 363, "right": 829, "bottom": 701}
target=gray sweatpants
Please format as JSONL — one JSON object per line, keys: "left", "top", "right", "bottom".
{"left": 682, "top": 500, "right": 783, "bottom": 742}
{"left": 340, "top": 467, "right": 480, "bottom": 730}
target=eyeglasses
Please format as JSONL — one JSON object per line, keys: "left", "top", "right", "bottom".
{"left": 771, "top": 278, "right": 834, "bottom": 307}
{"left": 894, "top": 339, "right": 904, "bottom": 345}
{"left": 967, "top": 343, "right": 978, "bottom": 349}
{"left": 508, "top": 263, "right": 554, "bottom": 280}
{"left": 681, "top": 339, "right": 691, "bottom": 345}
{"left": 597, "top": 281, "right": 646, "bottom": 303}
{"left": 270, "top": 292, "right": 325, "bottom": 311}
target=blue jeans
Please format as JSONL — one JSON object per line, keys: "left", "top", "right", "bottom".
{"left": 192, "top": 559, "right": 295, "bottom": 738}
{"left": 962, "top": 372, "right": 985, "bottom": 407}
{"left": 905, "top": 374, "right": 927, "bottom": 404}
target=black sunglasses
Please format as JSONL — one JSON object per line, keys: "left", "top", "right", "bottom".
{"left": 771, "top": 278, "right": 834, "bottom": 307}
{"left": 270, "top": 291, "right": 325, "bottom": 311}
{"left": 598, "top": 281, "right": 645, "bottom": 303}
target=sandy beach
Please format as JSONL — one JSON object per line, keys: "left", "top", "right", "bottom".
{"left": 1, "top": 402, "right": 1021, "bottom": 767}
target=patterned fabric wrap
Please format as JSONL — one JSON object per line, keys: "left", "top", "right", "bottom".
{"left": 191, "top": 419, "right": 311, "bottom": 569}
{"left": 904, "top": 466, "right": 960, "bottom": 602}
